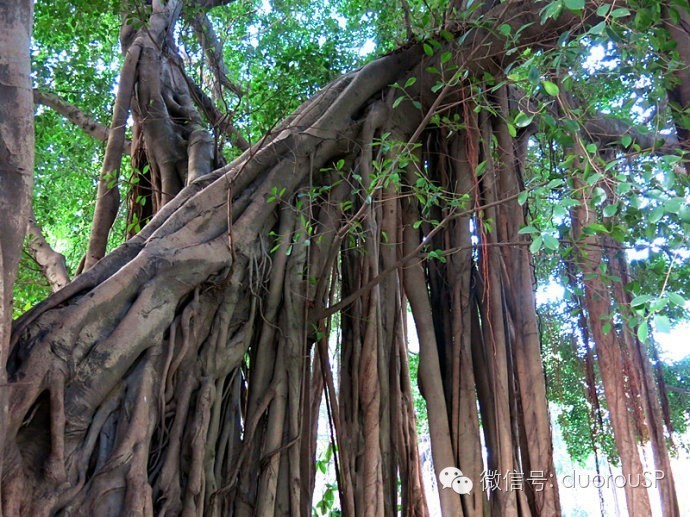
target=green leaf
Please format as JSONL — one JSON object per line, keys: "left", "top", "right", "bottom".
{"left": 543, "top": 114, "right": 557, "bottom": 127}
{"left": 543, "top": 234, "right": 559, "bottom": 250}
{"left": 393, "top": 96, "right": 404, "bottom": 109}
{"left": 541, "top": 1, "right": 563, "bottom": 23}
{"left": 518, "top": 225, "right": 538, "bottom": 235}
{"left": 586, "top": 172, "right": 603, "bottom": 186}
{"left": 518, "top": 190, "right": 529, "bottom": 206}
{"left": 680, "top": 206, "right": 690, "bottom": 223}
{"left": 616, "top": 182, "right": 632, "bottom": 194}
{"left": 507, "top": 123, "right": 517, "bottom": 137}
{"left": 564, "top": 0, "right": 585, "bottom": 11}
{"left": 631, "top": 294, "right": 652, "bottom": 308}
{"left": 668, "top": 293, "right": 685, "bottom": 306}
{"left": 514, "top": 112, "right": 534, "bottom": 128}
{"left": 662, "top": 154, "right": 682, "bottom": 166}
{"left": 651, "top": 298, "right": 668, "bottom": 312}
{"left": 404, "top": 76, "right": 417, "bottom": 88}
{"left": 637, "top": 321, "right": 649, "bottom": 342}
{"left": 423, "top": 43, "right": 433, "bottom": 56}
{"left": 586, "top": 222, "right": 608, "bottom": 234}
{"left": 610, "top": 7, "right": 631, "bottom": 18}
{"left": 439, "top": 29, "right": 454, "bottom": 42}
{"left": 529, "top": 235, "right": 543, "bottom": 253}
{"left": 603, "top": 203, "right": 618, "bottom": 218}
{"left": 542, "top": 80, "right": 559, "bottom": 96}
{"left": 596, "top": 4, "right": 611, "bottom": 16}
{"left": 499, "top": 23, "right": 511, "bottom": 37}
{"left": 589, "top": 21, "right": 607, "bottom": 35}
{"left": 621, "top": 134, "right": 632, "bottom": 147}
{"left": 664, "top": 197, "right": 683, "bottom": 214}
{"left": 649, "top": 206, "right": 664, "bottom": 224}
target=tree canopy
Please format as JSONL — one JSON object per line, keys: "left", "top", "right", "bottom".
{"left": 1, "top": 0, "right": 689, "bottom": 515}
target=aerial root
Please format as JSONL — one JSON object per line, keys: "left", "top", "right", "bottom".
{"left": 158, "top": 368, "right": 197, "bottom": 515}
{"left": 45, "top": 371, "right": 67, "bottom": 485}
{"left": 182, "top": 379, "right": 215, "bottom": 515}
{"left": 122, "top": 366, "right": 155, "bottom": 516}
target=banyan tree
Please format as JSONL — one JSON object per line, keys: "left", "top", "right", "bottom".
{"left": 0, "top": 0, "right": 687, "bottom": 515}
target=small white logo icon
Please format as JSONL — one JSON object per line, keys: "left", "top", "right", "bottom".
{"left": 439, "top": 467, "right": 473, "bottom": 495}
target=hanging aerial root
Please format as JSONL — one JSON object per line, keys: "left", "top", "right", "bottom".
{"left": 182, "top": 379, "right": 215, "bottom": 515}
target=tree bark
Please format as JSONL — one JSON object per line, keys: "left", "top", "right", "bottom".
{"left": 25, "top": 210, "right": 70, "bottom": 292}
{"left": 0, "top": 2, "right": 34, "bottom": 512}
{"left": 570, "top": 177, "right": 652, "bottom": 517}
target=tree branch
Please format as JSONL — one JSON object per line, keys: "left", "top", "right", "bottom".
{"left": 666, "top": 385, "right": 690, "bottom": 396}
{"left": 188, "top": 11, "right": 244, "bottom": 98}
{"left": 26, "top": 209, "right": 70, "bottom": 292}
{"left": 583, "top": 116, "right": 679, "bottom": 155}
{"left": 196, "top": 0, "right": 237, "bottom": 9}
{"left": 183, "top": 73, "right": 250, "bottom": 151}
{"left": 33, "top": 89, "right": 131, "bottom": 154}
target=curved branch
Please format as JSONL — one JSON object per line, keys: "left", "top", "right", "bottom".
{"left": 188, "top": 11, "right": 244, "bottom": 98}
{"left": 33, "top": 89, "right": 131, "bottom": 155}
{"left": 667, "top": 385, "right": 690, "bottom": 395}
{"left": 26, "top": 210, "right": 70, "bottom": 292}
{"left": 583, "top": 116, "right": 679, "bottom": 154}
{"left": 85, "top": 0, "right": 185, "bottom": 271}
{"left": 196, "top": 0, "right": 237, "bottom": 7}
{"left": 83, "top": 43, "right": 140, "bottom": 270}
{"left": 183, "top": 75, "right": 250, "bottom": 151}
{"left": 518, "top": 87, "right": 679, "bottom": 155}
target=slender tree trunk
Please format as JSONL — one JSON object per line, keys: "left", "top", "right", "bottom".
{"left": 492, "top": 88, "right": 560, "bottom": 515}
{"left": 570, "top": 178, "right": 652, "bottom": 516}
{"left": 606, "top": 241, "right": 680, "bottom": 517}
{"left": 402, "top": 156, "right": 464, "bottom": 517}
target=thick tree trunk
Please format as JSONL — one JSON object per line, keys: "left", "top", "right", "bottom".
{"left": 0, "top": 1, "right": 34, "bottom": 511}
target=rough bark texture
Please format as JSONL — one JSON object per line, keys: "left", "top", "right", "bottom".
{"left": 0, "top": 1, "right": 34, "bottom": 511}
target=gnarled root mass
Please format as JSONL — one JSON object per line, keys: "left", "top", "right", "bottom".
{"left": 4, "top": 44, "right": 559, "bottom": 516}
